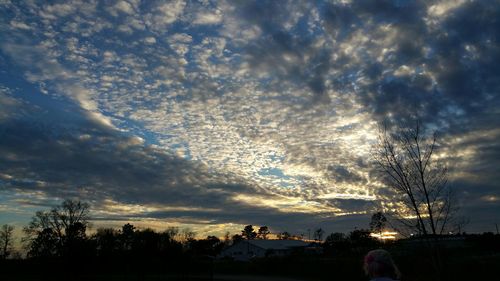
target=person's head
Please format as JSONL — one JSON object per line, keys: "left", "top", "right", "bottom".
{"left": 363, "top": 249, "right": 400, "bottom": 279}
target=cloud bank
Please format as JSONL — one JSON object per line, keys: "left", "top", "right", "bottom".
{"left": 0, "top": 0, "right": 499, "bottom": 234}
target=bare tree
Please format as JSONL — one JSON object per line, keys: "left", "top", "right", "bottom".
{"left": 23, "top": 199, "right": 90, "bottom": 257}
{"left": 24, "top": 200, "right": 90, "bottom": 241}
{"left": 164, "top": 226, "right": 179, "bottom": 240}
{"left": 313, "top": 228, "right": 325, "bottom": 241}
{"left": 277, "top": 231, "right": 291, "bottom": 240}
{"left": 0, "top": 224, "right": 15, "bottom": 259}
{"left": 369, "top": 212, "right": 387, "bottom": 235}
{"left": 373, "top": 119, "right": 457, "bottom": 236}
{"left": 180, "top": 228, "right": 196, "bottom": 243}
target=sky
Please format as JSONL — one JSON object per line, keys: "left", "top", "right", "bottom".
{"left": 0, "top": 0, "right": 499, "bottom": 238}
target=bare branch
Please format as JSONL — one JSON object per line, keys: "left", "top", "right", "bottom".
{"left": 372, "top": 117, "right": 457, "bottom": 236}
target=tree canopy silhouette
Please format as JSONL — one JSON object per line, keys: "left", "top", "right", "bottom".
{"left": 369, "top": 212, "right": 387, "bottom": 234}
{"left": 23, "top": 199, "right": 90, "bottom": 257}
{"left": 257, "top": 226, "right": 270, "bottom": 239}
{"left": 0, "top": 224, "right": 15, "bottom": 259}
{"left": 242, "top": 225, "right": 257, "bottom": 240}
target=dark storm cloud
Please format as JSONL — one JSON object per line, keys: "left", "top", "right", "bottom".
{"left": 354, "top": 0, "right": 500, "bottom": 123}
{"left": 237, "top": 0, "right": 500, "bottom": 124}
{"left": 323, "top": 0, "right": 439, "bottom": 120}
{"left": 236, "top": 1, "right": 333, "bottom": 104}
{"left": 326, "top": 165, "right": 364, "bottom": 184}
{"left": 230, "top": 0, "right": 500, "bottom": 230}
{"left": 332, "top": 198, "right": 373, "bottom": 213}
{"left": 431, "top": 2, "right": 500, "bottom": 106}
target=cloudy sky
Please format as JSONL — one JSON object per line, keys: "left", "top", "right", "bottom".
{"left": 1, "top": 0, "right": 499, "bottom": 237}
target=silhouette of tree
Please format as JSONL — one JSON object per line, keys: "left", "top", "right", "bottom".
{"left": 92, "top": 224, "right": 184, "bottom": 260}
{"left": 93, "top": 228, "right": 119, "bottom": 257}
{"left": 133, "top": 228, "right": 161, "bottom": 256}
{"left": 373, "top": 118, "right": 458, "bottom": 235}
{"left": 313, "top": 228, "right": 325, "bottom": 241}
{"left": 23, "top": 199, "right": 90, "bottom": 257}
{"left": 223, "top": 231, "right": 231, "bottom": 246}
{"left": 164, "top": 226, "right": 179, "bottom": 240}
{"left": 121, "top": 223, "right": 135, "bottom": 251}
{"left": 257, "top": 226, "right": 270, "bottom": 239}
{"left": 231, "top": 234, "right": 243, "bottom": 244}
{"left": 348, "top": 229, "right": 372, "bottom": 243}
{"left": 324, "top": 232, "right": 349, "bottom": 254}
{"left": 180, "top": 228, "right": 196, "bottom": 244}
{"left": 26, "top": 228, "right": 59, "bottom": 258}
{"left": 189, "top": 236, "right": 224, "bottom": 256}
{"left": 454, "top": 216, "right": 470, "bottom": 234}
{"left": 370, "top": 212, "right": 388, "bottom": 234}
{"left": 0, "top": 224, "right": 14, "bottom": 259}
{"left": 277, "top": 231, "right": 291, "bottom": 240}
{"left": 158, "top": 230, "right": 183, "bottom": 257}
{"left": 325, "top": 232, "right": 346, "bottom": 243}
{"left": 63, "top": 221, "right": 90, "bottom": 258}
{"left": 242, "top": 225, "right": 256, "bottom": 240}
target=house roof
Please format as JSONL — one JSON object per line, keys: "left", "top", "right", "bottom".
{"left": 245, "top": 239, "right": 309, "bottom": 250}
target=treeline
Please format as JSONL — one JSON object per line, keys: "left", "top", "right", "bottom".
{"left": 5, "top": 199, "right": 324, "bottom": 260}
{"left": 18, "top": 200, "right": 227, "bottom": 260}
{"left": 1, "top": 200, "right": 500, "bottom": 281}
{"left": 2, "top": 199, "right": 499, "bottom": 261}
{"left": 1, "top": 199, "right": 362, "bottom": 260}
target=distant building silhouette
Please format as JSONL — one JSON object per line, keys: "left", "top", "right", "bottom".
{"left": 219, "top": 239, "right": 319, "bottom": 261}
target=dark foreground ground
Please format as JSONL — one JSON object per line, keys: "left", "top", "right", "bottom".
{"left": 0, "top": 273, "right": 308, "bottom": 281}
{"left": 1, "top": 235, "right": 499, "bottom": 281}
{"left": 1, "top": 253, "right": 499, "bottom": 281}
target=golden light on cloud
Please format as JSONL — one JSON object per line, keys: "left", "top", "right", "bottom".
{"left": 427, "top": 0, "right": 467, "bottom": 17}
{"left": 95, "top": 199, "right": 221, "bottom": 217}
{"left": 231, "top": 194, "right": 342, "bottom": 214}
{"left": 317, "top": 192, "right": 375, "bottom": 201}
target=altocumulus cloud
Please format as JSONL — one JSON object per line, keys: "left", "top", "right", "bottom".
{"left": 0, "top": 91, "right": 357, "bottom": 233}
{"left": 0, "top": 0, "right": 499, "bottom": 234}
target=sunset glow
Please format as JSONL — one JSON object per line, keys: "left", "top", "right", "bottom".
{"left": 370, "top": 231, "right": 399, "bottom": 240}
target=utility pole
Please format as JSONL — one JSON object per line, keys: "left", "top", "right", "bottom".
{"left": 495, "top": 223, "right": 499, "bottom": 235}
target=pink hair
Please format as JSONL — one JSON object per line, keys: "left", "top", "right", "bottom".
{"left": 363, "top": 249, "right": 401, "bottom": 279}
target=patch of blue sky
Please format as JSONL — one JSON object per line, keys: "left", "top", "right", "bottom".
{"left": 0, "top": 58, "right": 159, "bottom": 148}
{"left": 258, "top": 167, "right": 299, "bottom": 189}
{"left": 187, "top": 24, "right": 223, "bottom": 42}
{"left": 258, "top": 168, "right": 282, "bottom": 177}
{"left": 268, "top": 153, "right": 285, "bottom": 163}
{"left": 0, "top": 188, "right": 65, "bottom": 228}
{"left": 103, "top": 109, "right": 161, "bottom": 145}
{"left": 0, "top": 4, "right": 16, "bottom": 22}
{"left": 291, "top": 11, "right": 320, "bottom": 37}
{"left": 0, "top": 61, "right": 40, "bottom": 96}
{"left": 275, "top": 180, "right": 296, "bottom": 189}
{"left": 0, "top": 65, "right": 82, "bottom": 121}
